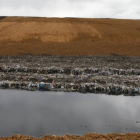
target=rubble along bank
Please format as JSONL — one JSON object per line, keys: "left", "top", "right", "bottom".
{"left": 1, "top": 55, "right": 140, "bottom": 95}
{"left": 1, "top": 133, "right": 140, "bottom": 140}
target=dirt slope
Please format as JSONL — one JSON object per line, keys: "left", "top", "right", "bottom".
{"left": 0, "top": 16, "right": 140, "bottom": 56}
{"left": 1, "top": 133, "right": 140, "bottom": 140}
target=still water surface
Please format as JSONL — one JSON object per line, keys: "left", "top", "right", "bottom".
{"left": 0, "top": 90, "right": 140, "bottom": 137}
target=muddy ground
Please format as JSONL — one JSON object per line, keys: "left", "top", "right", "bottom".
{"left": 1, "top": 133, "right": 140, "bottom": 140}
{"left": 1, "top": 55, "right": 140, "bottom": 69}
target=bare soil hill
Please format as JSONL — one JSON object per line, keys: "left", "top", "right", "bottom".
{"left": 0, "top": 16, "right": 140, "bottom": 56}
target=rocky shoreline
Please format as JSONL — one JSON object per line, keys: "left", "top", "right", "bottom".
{"left": 1, "top": 55, "right": 140, "bottom": 96}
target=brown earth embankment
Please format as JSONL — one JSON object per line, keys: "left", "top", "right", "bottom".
{"left": 0, "top": 17, "right": 140, "bottom": 56}
{"left": 1, "top": 133, "right": 140, "bottom": 140}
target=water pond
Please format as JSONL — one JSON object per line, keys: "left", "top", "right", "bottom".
{"left": 0, "top": 90, "right": 140, "bottom": 137}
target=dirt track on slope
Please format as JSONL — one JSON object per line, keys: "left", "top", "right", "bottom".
{"left": 0, "top": 17, "right": 140, "bottom": 56}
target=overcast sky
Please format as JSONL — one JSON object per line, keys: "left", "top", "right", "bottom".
{"left": 0, "top": 0, "right": 140, "bottom": 19}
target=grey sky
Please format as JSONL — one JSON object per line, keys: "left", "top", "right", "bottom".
{"left": 0, "top": 0, "right": 140, "bottom": 19}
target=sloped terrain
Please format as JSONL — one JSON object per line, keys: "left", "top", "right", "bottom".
{"left": 0, "top": 17, "right": 140, "bottom": 56}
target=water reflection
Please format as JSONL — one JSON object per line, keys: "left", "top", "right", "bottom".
{"left": 0, "top": 89, "right": 140, "bottom": 137}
